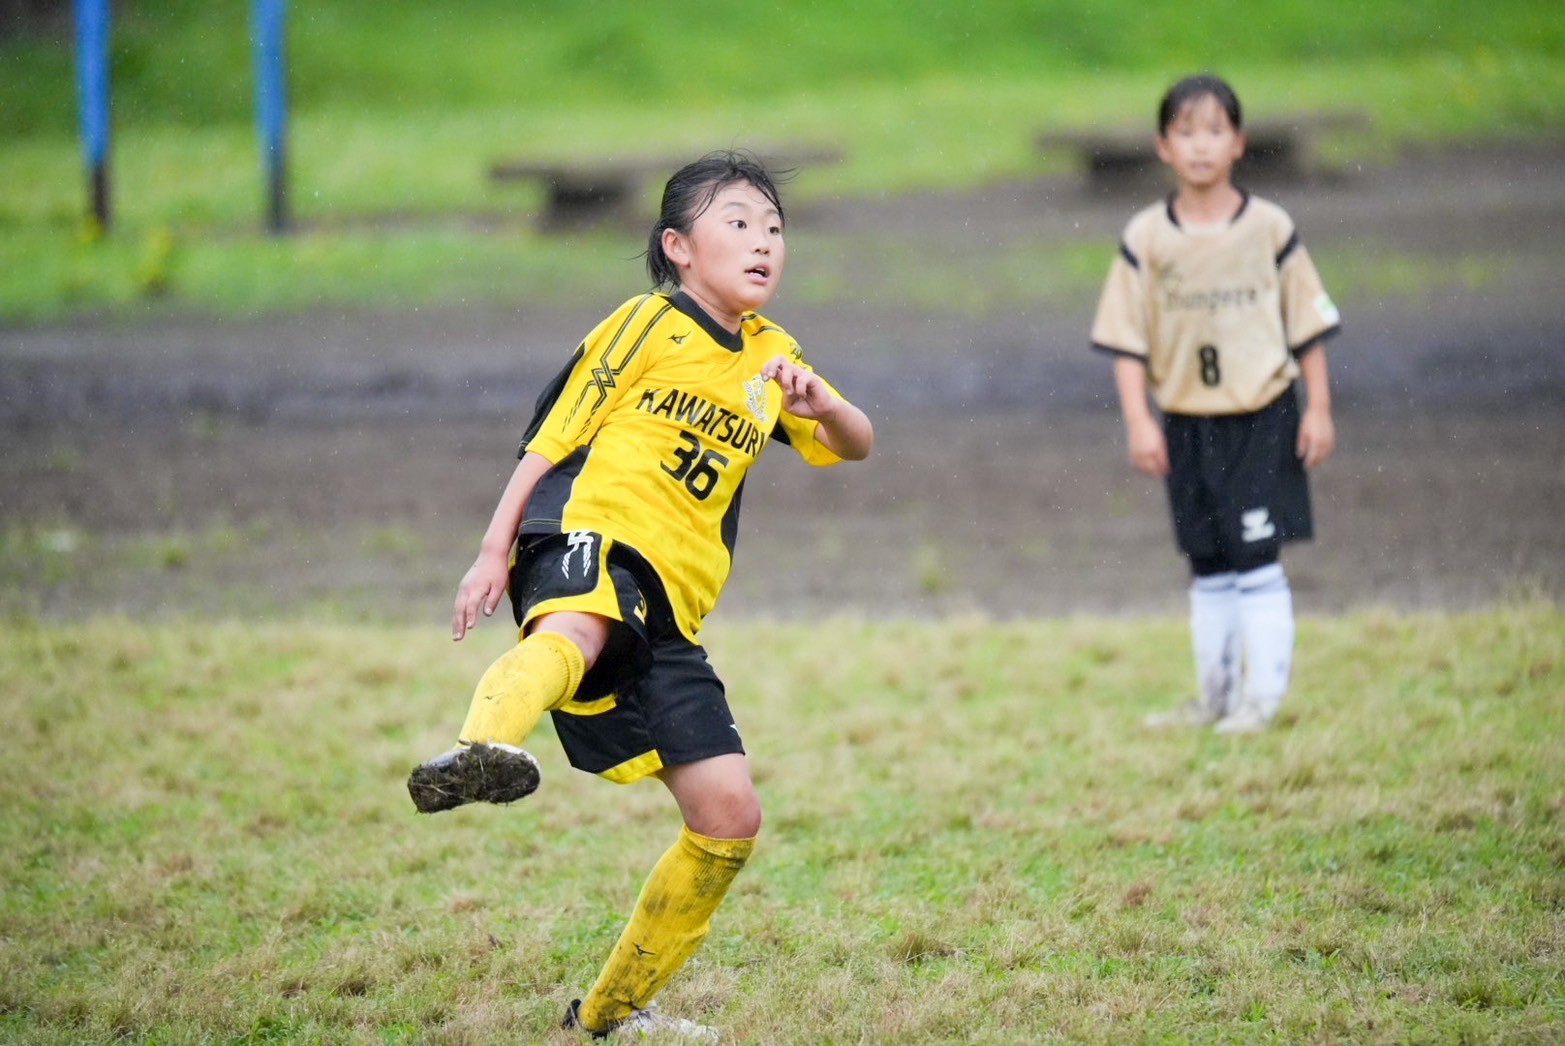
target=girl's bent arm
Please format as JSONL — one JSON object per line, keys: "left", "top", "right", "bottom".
{"left": 452, "top": 451, "right": 554, "bottom": 640}
{"left": 760, "top": 354, "right": 874, "bottom": 460}
{"left": 814, "top": 399, "right": 874, "bottom": 461}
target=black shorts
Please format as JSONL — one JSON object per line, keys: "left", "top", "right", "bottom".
{"left": 1163, "top": 389, "right": 1313, "bottom": 574}
{"left": 509, "top": 531, "right": 744, "bottom": 783}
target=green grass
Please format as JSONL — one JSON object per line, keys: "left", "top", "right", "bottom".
{"left": 1, "top": 604, "right": 1561, "bottom": 1042}
{"left": 2, "top": 2, "right": 1563, "bottom": 320}
{"left": 5, "top": 1, "right": 1561, "bottom": 137}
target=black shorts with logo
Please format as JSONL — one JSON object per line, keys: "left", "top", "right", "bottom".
{"left": 508, "top": 531, "right": 744, "bottom": 783}
{"left": 1163, "top": 388, "right": 1313, "bottom": 574}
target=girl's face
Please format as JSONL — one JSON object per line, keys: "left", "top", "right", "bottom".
{"left": 662, "top": 180, "right": 785, "bottom": 330}
{"left": 1155, "top": 93, "right": 1245, "bottom": 192}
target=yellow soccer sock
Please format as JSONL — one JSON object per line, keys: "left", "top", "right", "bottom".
{"left": 577, "top": 826, "right": 755, "bottom": 1031}
{"left": 456, "top": 630, "right": 585, "bottom": 748}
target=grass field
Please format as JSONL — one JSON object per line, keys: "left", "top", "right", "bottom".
{"left": 2, "top": 604, "right": 1560, "bottom": 1042}
{"left": 6, "top": 10, "right": 1564, "bottom": 1038}
{"left": 3, "top": 1, "right": 1563, "bottom": 320}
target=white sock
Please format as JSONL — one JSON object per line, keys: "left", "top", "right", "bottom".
{"left": 1237, "top": 563, "right": 1294, "bottom": 718}
{"left": 1189, "top": 572, "right": 1240, "bottom": 716}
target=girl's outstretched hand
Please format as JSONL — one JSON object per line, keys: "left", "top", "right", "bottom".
{"left": 761, "top": 354, "right": 838, "bottom": 421}
{"left": 452, "top": 552, "right": 510, "bottom": 641}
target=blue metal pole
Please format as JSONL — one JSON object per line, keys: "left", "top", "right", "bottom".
{"left": 73, "top": 0, "right": 111, "bottom": 231}
{"left": 251, "top": 0, "right": 289, "bottom": 233}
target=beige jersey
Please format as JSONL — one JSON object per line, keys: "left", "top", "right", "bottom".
{"left": 1090, "top": 193, "right": 1341, "bottom": 415}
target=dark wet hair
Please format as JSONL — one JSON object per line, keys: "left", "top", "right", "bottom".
{"left": 646, "top": 150, "right": 787, "bottom": 290}
{"left": 1157, "top": 75, "right": 1243, "bottom": 136}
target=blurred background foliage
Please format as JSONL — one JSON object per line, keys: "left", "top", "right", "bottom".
{"left": 1, "top": 1, "right": 1562, "bottom": 319}
{"left": 4, "top": 0, "right": 1562, "bottom": 134}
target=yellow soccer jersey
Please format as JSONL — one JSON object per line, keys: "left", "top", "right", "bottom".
{"left": 1090, "top": 193, "right": 1341, "bottom": 415}
{"left": 518, "top": 291, "right": 846, "bottom": 639}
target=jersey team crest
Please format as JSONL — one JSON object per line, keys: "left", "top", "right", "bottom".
{"left": 742, "top": 374, "right": 769, "bottom": 426}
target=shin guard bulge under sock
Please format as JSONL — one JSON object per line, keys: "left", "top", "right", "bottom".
{"left": 1189, "top": 572, "right": 1240, "bottom": 716}
{"left": 577, "top": 827, "right": 755, "bottom": 1031}
{"left": 1237, "top": 563, "right": 1294, "bottom": 716}
{"left": 457, "top": 630, "right": 585, "bottom": 747}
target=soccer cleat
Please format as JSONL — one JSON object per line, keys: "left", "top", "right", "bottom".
{"left": 1142, "top": 697, "right": 1223, "bottom": 730}
{"left": 561, "top": 999, "right": 606, "bottom": 1040}
{"left": 562, "top": 998, "right": 719, "bottom": 1042}
{"left": 406, "top": 741, "right": 540, "bottom": 813}
{"left": 1213, "top": 702, "right": 1274, "bottom": 735}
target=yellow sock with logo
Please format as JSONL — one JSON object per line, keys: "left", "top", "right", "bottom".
{"left": 576, "top": 826, "right": 755, "bottom": 1031}
{"left": 456, "top": 630, "right": 585, "bottom": 747}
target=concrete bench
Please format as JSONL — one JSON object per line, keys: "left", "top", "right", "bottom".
{"left": 1039, "top": 111, "right": 1370, "bottom": 188}
{"left": 489, "top": 147, "right": 843, "bottom": 230}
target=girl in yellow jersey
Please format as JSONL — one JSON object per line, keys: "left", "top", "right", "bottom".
{"left": 408, "top": 151, "right": 873, "bottom": 1039}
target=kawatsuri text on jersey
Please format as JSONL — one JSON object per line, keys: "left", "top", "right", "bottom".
{"left": 517, "top": 292, "right": 848, "bottom": 640}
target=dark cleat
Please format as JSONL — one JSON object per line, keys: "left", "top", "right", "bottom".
{"left": 562, "top": 999, "right": 606, "bottom": 1039}
{"left": 562, "top": 998, "right": 717, "bottom": 1042}
{"left": 407, "top": 741, "right": 541, "bottom": 814}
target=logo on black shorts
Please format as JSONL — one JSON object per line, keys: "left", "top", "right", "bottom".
{"left": 1241, "top": 508, "right": 1276, "bottom": 543}
{"left": 563, "top": 530, "right": 595, "bottom": 579}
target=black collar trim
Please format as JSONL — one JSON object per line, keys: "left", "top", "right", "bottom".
{"left": 669, "top": 291, "right": 743, "bottom": 353}
{"left": 1165, "top": 188, "right": 1250, "bottom": 229}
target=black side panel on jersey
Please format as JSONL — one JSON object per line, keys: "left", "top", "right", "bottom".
{"left": 517, "top": 345, "right": 585, "bottom": 457}
{"left": 720, "top": 476, "right": 745, "bottom": 562}
{"left": 520, "top": 446, "right": 589, "bottom": 534}
{"left": 607, "top": 540, "right": 676, "bottom": 626}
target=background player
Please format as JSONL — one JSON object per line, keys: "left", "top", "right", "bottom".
{"left": 407, "top": 151, "right": 873, "bottom": 1038}
{"left": 1089, "top": 75, "right": 1341, "bottom": 734}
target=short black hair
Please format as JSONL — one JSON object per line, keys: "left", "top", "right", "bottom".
{"left": 1157, "top": 75, "right": 1242, "bottom": 136}
{"left": 645, "top": 150, "right": 788, "bottom": 291}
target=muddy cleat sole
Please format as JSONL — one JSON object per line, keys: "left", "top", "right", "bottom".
{"left": 406, "top": 741, "right": 540, "bottom": 813}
